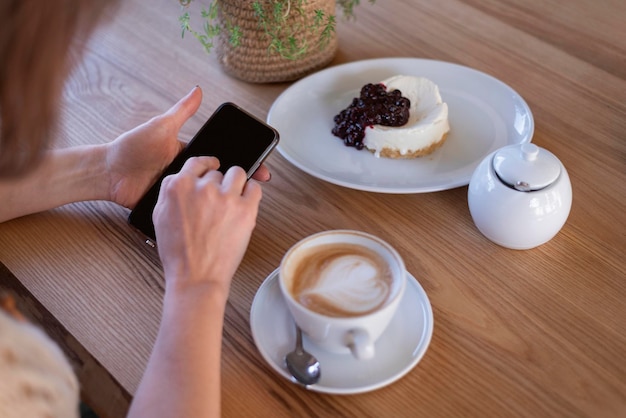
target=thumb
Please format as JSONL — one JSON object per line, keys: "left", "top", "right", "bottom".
{"left": 164, "top": 86, "right": 203, "bottom": 130}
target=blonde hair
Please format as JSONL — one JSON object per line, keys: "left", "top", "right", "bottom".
{"left": 0, "top": 0, "right": 117, "bottom": 177}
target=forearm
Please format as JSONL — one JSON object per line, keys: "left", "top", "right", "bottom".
{"left": 128, "top": 283, "right": 229, "bottom": 418}
{"left": 0, "top": 145, "right": 110, "bottom": 223}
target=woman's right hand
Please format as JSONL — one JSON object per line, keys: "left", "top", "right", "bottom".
{"left": 132, "top": 157, "right": 262, "bottom": 417}
{"left": 152, "top": 157, "right": 263, "bottom": 297}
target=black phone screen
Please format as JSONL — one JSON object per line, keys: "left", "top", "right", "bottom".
{"left": 128, "top": 102, "right": 279, "bottom": 240}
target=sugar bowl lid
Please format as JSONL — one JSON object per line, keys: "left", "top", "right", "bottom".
{"left": 493, "top": 143, "right": 561, "bottom": 191}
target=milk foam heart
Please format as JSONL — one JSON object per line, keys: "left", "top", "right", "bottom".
{"left": 300, "top": 255, "right": 390, "bottom": 315}
{"left": 288, "top": 243, "right": 393, "bottom": 317}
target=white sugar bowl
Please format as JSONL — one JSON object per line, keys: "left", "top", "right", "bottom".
{"left": 468, "top": 143, "right": 572, "bottom": 250}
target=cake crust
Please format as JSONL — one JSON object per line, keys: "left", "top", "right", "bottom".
{"left": 368, "top": 132, "right": 449, "bottom": 159}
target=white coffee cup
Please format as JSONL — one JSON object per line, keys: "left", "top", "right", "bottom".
{"left": 279, "top": 230, "right": 406, "bottom": 360}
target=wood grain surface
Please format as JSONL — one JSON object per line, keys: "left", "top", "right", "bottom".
{"left": 0, "top": 0, "right": 624, "bottom": 417}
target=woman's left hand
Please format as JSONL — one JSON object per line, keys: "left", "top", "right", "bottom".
{"left": 104, "top": 86, "right": 270, "bottom": 209}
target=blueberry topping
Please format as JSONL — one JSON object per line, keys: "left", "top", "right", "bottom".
{"left": 331, "top": 83, "right": 410, "bottom": 149}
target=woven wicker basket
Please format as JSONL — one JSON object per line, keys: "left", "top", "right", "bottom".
{"left": 216, "top": 0, "right": 338, "bottom": 83}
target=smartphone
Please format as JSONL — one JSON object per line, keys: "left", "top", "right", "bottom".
{"left": 128, "top": 102, "right": 279, "bottom": 241}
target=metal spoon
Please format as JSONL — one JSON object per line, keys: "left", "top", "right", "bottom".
{"left": 285, "top": 325, "right": 321, "bottom": 386}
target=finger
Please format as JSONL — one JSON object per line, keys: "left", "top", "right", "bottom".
{"left": 202, "top": 168, "right": 225, "bottom": 185}
{"left": 221, "top": 166, "right": 248, "bottom": 193}
{"left": 251, "top": 164, "right": 271, "bottom": 182}
{"left": 179, "top": 156, "right": 220, "bottom": 177}
{"left": 152, "top": 176, "right": 170, "bottom": 221}
{"left": 163, "top": 86, "right": 203, "bottom": 130}
{"left": 242, "top": 179, "right": 263, "bottom": 205}
{"left": 174, "top": 139, "right": 187, "bottom": 155}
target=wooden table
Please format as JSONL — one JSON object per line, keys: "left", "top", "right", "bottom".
{"left": 1, "top": 0, "right": 624, "bottom": 416}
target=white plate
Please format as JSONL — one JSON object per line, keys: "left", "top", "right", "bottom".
{"left": 267, "top": 58, "right": 534, "bottom": 193}
{"left": 250, "top": 268, "right": 434, "bottom": 394}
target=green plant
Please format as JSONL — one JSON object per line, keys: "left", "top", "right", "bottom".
{"left": 178, "top": 0, "right": 374, "bottom": 60}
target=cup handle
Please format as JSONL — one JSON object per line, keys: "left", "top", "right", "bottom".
{"left": 347, "top": 329, "right": 375, "bottom": 360}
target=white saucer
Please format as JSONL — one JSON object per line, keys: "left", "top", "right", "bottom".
{"left": 250, "top": 268, "right": 434, "bottom": 394}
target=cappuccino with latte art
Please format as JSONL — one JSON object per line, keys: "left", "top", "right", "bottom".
{"left": 287, "top": 243, "right": 393, "bottom": 317}
{"left": 279, "top": 230, "right": 406, "bottom": 359}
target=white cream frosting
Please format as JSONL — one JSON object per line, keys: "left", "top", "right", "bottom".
{"left": 300, "top": 254, "right": 390, "bottom": 315}
{"left": 364, "top": 75, "right": 450, "bottom": 157}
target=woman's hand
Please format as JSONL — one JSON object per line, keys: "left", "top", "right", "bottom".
{"left": 152, "top": 157, "right": 262, "bottom": 295}
{"left": 129, "top": 157, "right": 261, "bottom": 418}
{"left": 105, "top": 86, "right": 270, "bottom": 209}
